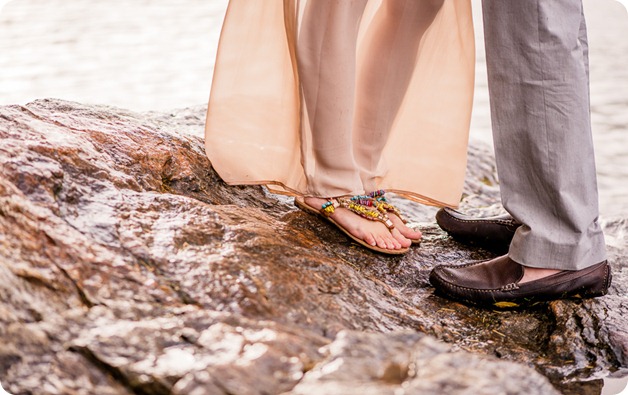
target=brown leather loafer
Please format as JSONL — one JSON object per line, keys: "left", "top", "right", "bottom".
{"left": 435, "top": 207, "right": 521, "bottom": 254}
{"left": 429, "top": 255, "right": 612, "bottom": 308}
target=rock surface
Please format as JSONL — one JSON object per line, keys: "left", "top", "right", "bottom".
{"left": 0, "top": 99, "right": 626, "bottom": 395}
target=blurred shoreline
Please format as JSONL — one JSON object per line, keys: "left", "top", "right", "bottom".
{"left": 1, "top": 0, "right": 627, "bottom": 217}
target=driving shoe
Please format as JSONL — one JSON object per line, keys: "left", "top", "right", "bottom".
{"left": 429, "top": 255, "right": 612, "bottom": 308}
{"left": 436, "top": 207, "right": 520, "bottom": 254}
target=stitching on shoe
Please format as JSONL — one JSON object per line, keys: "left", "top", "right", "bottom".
{"left": 436, "top": 260, "right": 489, "bottom": 270}
{"left": 500, "top": 283, "right": 519, "bottom": 291}
{"left": 433, "top": 270, "right": 502, "bottom": 294}
{"left": 442, "top": 210, "right": 519, "bottom": 227}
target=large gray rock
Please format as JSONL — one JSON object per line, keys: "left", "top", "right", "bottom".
{"left": 0, "top": 99, "right": 626, "bottom": 395}
{"left": 286, "top": 331, "right": 559, "bottom": 395}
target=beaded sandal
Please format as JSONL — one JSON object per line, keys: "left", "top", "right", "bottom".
{"left": 366, "top": 190, "right": 421, "bottom": 244}
{"left": 294, "top": 195, "right": 409, "bottom": 255}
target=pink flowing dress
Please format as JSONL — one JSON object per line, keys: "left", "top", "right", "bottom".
{"left": 205, "top": 0, "right": 475, "bottom": 208}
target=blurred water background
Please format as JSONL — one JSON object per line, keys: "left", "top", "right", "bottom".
{"left": 0, "top": 0, "right": 627, "bottom": 218}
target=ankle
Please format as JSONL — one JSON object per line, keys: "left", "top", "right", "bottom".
{"left": 520, "top": 266, "right": 562, "bottom": 284}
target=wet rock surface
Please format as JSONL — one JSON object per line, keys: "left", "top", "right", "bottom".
{"left": 0, "top": 99, "right": 626, "bottom": 395}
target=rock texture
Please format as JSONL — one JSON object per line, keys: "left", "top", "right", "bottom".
{"left": 0, "top": 99, "right": 626, "bottom": 395}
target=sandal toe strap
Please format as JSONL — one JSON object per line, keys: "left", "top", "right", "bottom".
{"left": 319, "top": 197, "right": 395, "bottom": 229}
{"left": 368, "top": 190, "right": 407, "bottom": 224}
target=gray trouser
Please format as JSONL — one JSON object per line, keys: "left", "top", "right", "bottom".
{"left": 482, "top": 0, "right": 606, "bottom": 270}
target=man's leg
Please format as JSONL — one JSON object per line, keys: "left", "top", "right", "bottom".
{"left": 435, "top": 1, "right": 596, "bottom": 260}
{"left": 483, "top": 0, "right": 605, "bottom": 271}
{"left": 429, "top": 0, "right": 611, "bottom": 307}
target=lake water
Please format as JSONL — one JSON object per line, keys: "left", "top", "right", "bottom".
{"left": 1, "top": 0, "right": 627, "bottom": 218}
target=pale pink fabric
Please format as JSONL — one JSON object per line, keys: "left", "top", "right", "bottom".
{"left": 205, "top": 0, "right": 475, "bottom": 207}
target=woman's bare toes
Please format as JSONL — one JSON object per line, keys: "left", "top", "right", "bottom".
{"left": 363, "top": 233, "right": 377, "bottom": 247}
{"left": 384, "top": 235, "right": 400, "bottom": 250}
{"left": 374, "top": 235, "right": 388, "bottom": 249}
{"left": 388, "top": 214, "right": 422, "bottom": 242}
{"left": 403, "top": 226, "right": 422, "bottom": 241}
{"left": 391, "top": 228, "right": 412, "bottom": 248}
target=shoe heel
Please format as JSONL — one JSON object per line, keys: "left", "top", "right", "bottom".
{"left": 581, "top": 262, "right": 612, "bottom": 298}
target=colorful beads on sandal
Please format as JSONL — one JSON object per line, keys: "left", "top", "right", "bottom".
{"left": 341, "top": 197, "right": 394, "bottom": 229}
{"left": 368, "top": 190, "right": 386, "bottom": 199}
{"left": 318, "top": 195, "right": 395, "bottom": 229}
{"left": 318, "top": 190, "right": 413, "bottom": 230}
{"left": 349, "top": 194, "right": 374, "bottom": 207}
{"left": 367, "top": 190, "right": 408, "bottom": 224}
{"left": 321, "top": 200, "right": 338, "bottom": 217}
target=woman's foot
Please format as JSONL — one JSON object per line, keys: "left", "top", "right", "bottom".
{"left": 304, "top": 197, "right": 412, "bottom": 250}
{"left": 364, "top": 190, "right": 421, "bottom": 242}
{"left": 387, "top": 213, "right": 422, "bottom": 242}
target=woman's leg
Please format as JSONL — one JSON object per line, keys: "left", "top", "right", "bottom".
{"left": 298, "top": 0, "right": 366, "bottom": 195}
{"left": 353, "top": 0, "right": 444, "bottom": 239}
{"left": 298, "top": 0, "right": 410, "bottom": 250}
